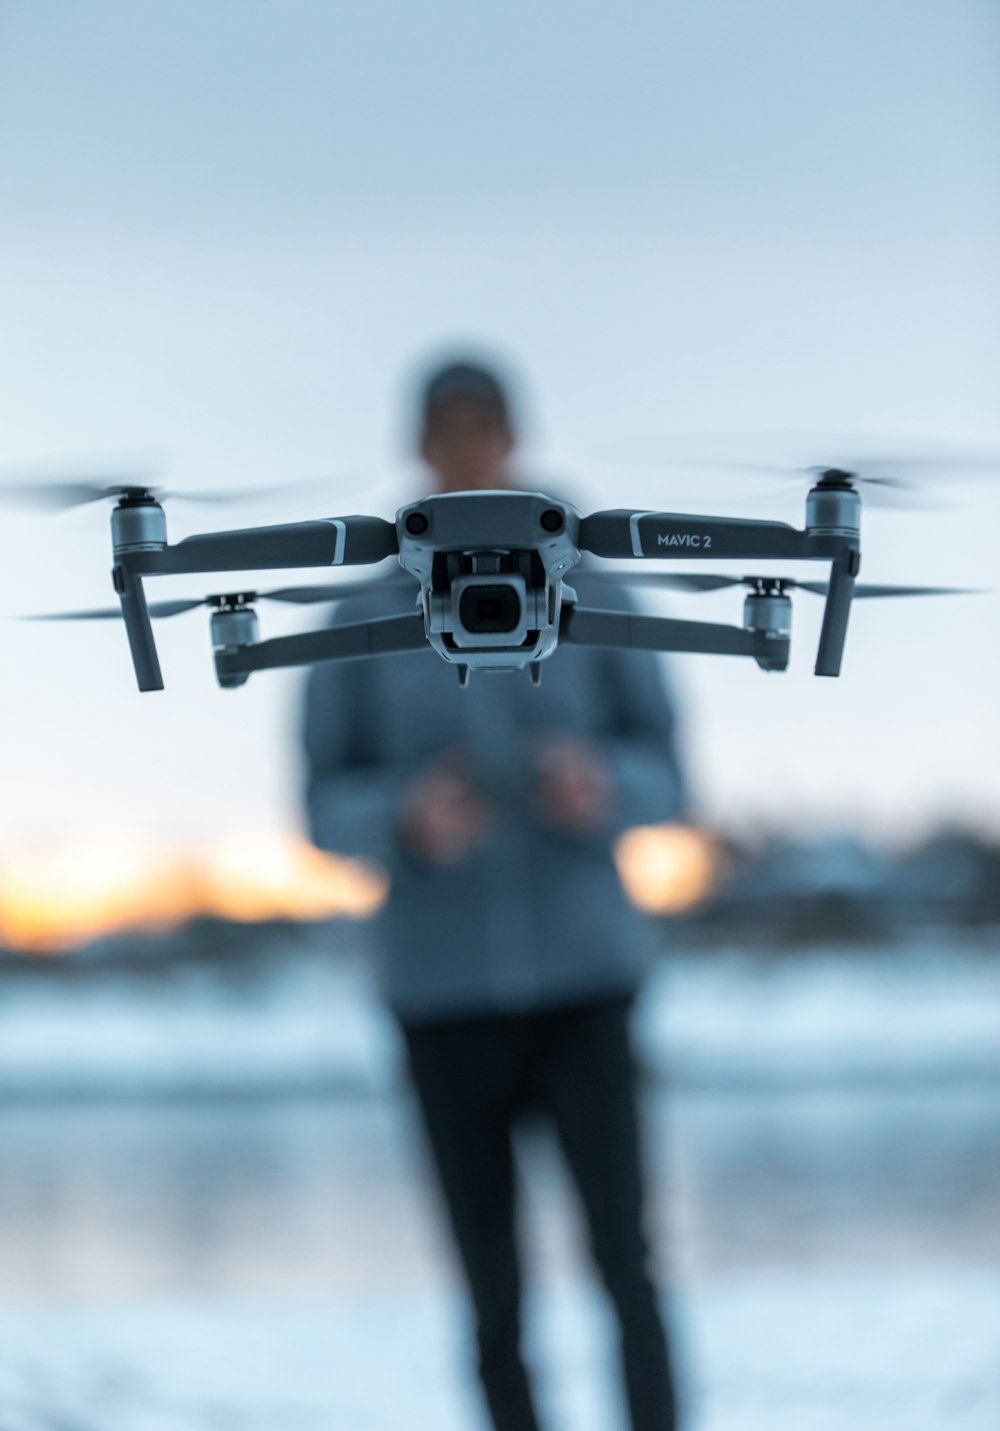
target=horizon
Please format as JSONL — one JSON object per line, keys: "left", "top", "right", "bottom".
{"left": 2, "top": 817, "right": 995, "bottom": 956}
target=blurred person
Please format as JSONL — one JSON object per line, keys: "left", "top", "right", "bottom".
{"left": 303, "top": 355, "right": 687, "bottom": 1431}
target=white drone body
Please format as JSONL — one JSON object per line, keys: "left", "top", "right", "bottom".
{"left": 395, "top": 491, "right": 581, "bottom": 677}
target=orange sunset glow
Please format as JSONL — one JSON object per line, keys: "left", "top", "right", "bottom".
{"left": 614, "top": 824, "right": 717, "bottom": 915}
{"left": 0, "top": 835, "right": 388, "bottom": 952}
{"left": 0, "top": 826, "right": 715, "bottom": 953}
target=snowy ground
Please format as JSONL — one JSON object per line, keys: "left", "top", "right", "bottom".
{"left": 1, "top": 935, "right": 999, "bottom": 1428}
{"left": 2, "top": 1271, "right": 998, "bottom": 1431}
{"left": 2, "top": 932, "right": 1000, "bottom": 1098}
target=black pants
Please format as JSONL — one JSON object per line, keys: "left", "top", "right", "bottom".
{"left": 400, "top": 994, "right": 678, "bottom": 1431}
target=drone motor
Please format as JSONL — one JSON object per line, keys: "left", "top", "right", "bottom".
{"left": 804, "top": 471, "right": 862, "bottom": 539}
{"left": 742, "top": 579, "right": 792, "bottom": 672}
{"left": 209, "top": 595, "right": 260, "bottom": 688}
{"left": 110, "top": 490, "right": 168, "bottom": 553}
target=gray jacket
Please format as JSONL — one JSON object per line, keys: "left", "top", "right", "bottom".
{"left": 302, "top": 566, "right": 686, "bottom": 1023}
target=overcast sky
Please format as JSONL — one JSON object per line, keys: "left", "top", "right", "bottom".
{"left": 1, "top": 0, "right": 998, "bottom": 853}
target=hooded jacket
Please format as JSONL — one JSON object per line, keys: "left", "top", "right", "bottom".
{"left": 302, "top": 562, "right": 686, "bottom": 1023}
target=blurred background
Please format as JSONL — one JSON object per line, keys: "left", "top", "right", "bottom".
{"left": 1, "top": 2, "right": 999, "bottom": 1428}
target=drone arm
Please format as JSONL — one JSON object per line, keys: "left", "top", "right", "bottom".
{"left": 214, "top": 611, "right": 428, "bottom": 684}
{"left": 578, "top": 509, "right": 811, "bottom": 561}
{"left": 112, "top": 563, "right": 163, "bottom": 692}
{"left": 560, "top": 604, "right": 787, "bottom": 664}
{"left": 134, "top": 516, "right": 398, "bottom": 577}
{"left": 814, "top": 553, "right": 858, "bottom": 677}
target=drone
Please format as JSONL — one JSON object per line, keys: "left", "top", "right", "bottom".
{"left": 8, "top": 458, "right": 979, "bottom": 692}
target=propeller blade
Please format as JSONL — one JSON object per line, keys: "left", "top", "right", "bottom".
{"left": 852, "top": 582, "right": 978, "bottom": 599}
{"left": 21, "top": 605, "right": 127, "bottom": 622}
{"left": 586, "top": 571, "right": 744, "bottom": 593}
{"left": 592, "top": 571, "right": 982, "bottom": 601}
{"left": 0, "top": 480, "right": 152, "bottom": 511}
{"left": 0, "top": 466, "right": 381, "bottom": 514}
{"left": 832, "top": 455, "right": 1000, "bottom": 482}
{"left": 628, "top": 459, "right": 935, "bottom": 508}
{"left": 793, "top": 580, "right": 978, "bottom": 599}
{"left": 259, "top": 577, "right": 407, "bottom": 604}
{"left": 146, "top": 597, "right": 211, "bottom": 617}
{"left": 21, "top": 596, "right": 209, "bottom": 622}
{"left": 159, "top": 472, "right": 374, "bottom": 507}
{"left": 606, "top": 437, "right": 1000, "bottom": 510}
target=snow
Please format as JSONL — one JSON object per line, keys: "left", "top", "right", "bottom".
{"left": 0, "top": 1273, "right": 997, "bottom": 1430}
{"left": 638, "top": 939, "right": 1000, "bottom": 1086}
{"left": 2, "top": 935, "right": 1000, "bottom": 1099}
{"left": 0, "top": 950, "right": 401, "bottom": 1099}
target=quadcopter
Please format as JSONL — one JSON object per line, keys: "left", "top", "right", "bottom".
{"left": 10, "top": 460, "right": 976, "bottom": 691}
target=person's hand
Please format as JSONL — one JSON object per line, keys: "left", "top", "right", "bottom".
{"left": 399, "top": 764, "right": 493, "bottom": 866}
{"left": 534, "top": 736, "right": 612, "bottom": 837}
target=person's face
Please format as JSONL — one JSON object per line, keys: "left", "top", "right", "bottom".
{"left": 420, "top": 399, "right": 515, "bottom": 492}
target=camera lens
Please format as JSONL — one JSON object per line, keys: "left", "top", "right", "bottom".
{"left": 459, "top": 583, "right": 522, "bottom": 634}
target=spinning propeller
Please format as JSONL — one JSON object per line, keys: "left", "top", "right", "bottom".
{"left": 590, "top": 572, "right": 976, "bottom": 599}
{"left": 0, "top": 479, "right": 236, "bottom": 512}
{"left": 617, "top": 439, "right": 1000, "bottom": 508}
{"left": 0, "top": 468, "right": 378, "bottom": 514}
{"left": 22, "top": 576, "right": 405, "bottom": 623}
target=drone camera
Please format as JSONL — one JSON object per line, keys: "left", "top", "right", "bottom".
{"left": 458, "top": 581, "right": 523, "bottom": 635}
{"left": 449, "top": 573, "right": 530, "bottom": 648}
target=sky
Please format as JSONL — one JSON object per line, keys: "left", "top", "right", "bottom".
{"left": 1, "top": 0, "right": 998, "bottom": 856}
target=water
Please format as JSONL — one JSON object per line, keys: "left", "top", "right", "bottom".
{"left": 1, "top": 1080, "right": 998, "bottom": 1428}
{"left": 1, "top": 934, "right": 999, "bottom": 1426}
